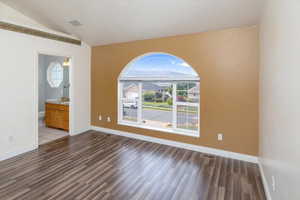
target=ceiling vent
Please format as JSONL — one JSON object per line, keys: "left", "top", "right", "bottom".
{"left": 68, "top": 20, "right": 82, "bottom": 27}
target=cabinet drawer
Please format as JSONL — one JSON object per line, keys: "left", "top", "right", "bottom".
{"left": 46, "top": 103, "right": 69, "bottom": 111}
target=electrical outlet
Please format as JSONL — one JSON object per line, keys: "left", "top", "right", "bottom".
{"left": 107, "top": 117, "right": 111, "bottom": 122}
{"left": 217, "top": 133, "right": 223, "bottom": 141}
{"left": 98, "top": 115, "right": 102, "bottom": 121}
{"left": 271, "top": 175, "right": 276, "bottom": 192}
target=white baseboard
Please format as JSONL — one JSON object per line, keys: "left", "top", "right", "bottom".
{"left": 0, "top": 145, "right": 37, "bottom": 162}
{"left": 258, "top": 159, "right": 272, "bottom": 200}
{"left": 90, "top": 126, "right": 258, "bottom": 163}
{"left": 0, "top": 127, "right": 90, "bottom": 162}
{"left": 70, "top": 127, "right": 90, "bottom": 136}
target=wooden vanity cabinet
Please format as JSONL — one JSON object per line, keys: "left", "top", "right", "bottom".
{"left": 45, "top": 103, "right": 69, "bottom": 131}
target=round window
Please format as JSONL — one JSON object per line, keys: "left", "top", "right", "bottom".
{"left": 47, "top": 62, "right": 63, "bottom": 88}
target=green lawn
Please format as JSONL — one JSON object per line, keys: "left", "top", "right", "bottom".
{"left": 142, "top": 101, "right": 197, "bottom": 113}
{"left": 143, "top": 102, "right": 171, "bottom": 108}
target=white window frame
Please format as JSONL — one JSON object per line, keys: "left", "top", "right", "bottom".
{"left": 118, "top": 80, "right": 200, "bottom": 137}
{"left": 47, "top": 62, "right": 64, "bottom": 88}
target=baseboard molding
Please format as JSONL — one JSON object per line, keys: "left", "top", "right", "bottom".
{"left": 0, "top": 145, "right": 37, "bottom": 162}
{"left": 90, "top": 126, "right": 258, "bottom": 163}
{"left": 70, "top": 127, "right": 91, "bottom": 136}
{"left": 0, "top": 127, "right": 90, "bottom": 162}
{"left": 258, "top": 159, "right": 272, "bottom": 200}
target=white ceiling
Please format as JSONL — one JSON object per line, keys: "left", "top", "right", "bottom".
{"left": 1, "top": 0, "right": 263, "bottom": 46}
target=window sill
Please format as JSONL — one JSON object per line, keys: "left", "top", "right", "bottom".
{"left": 118, "top": 121, "right": 200, "bottom": 138}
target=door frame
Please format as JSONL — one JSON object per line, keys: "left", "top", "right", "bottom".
{"left": 34, "top": 51, "right": 74, "bottom": 146}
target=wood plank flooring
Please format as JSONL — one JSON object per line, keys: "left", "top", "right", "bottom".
{"left": 0, "top": 131, "right": 266, "bottom": 200}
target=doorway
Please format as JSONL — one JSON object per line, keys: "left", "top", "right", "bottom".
{"left": 37, "top": 53, "right": 71, "bottom": 145}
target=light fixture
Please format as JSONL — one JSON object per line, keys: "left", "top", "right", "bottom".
{"left": 63, "top": 58, "right": 70, "bottom": 67}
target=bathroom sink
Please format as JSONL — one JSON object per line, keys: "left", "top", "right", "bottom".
{"left": 46, "top": 99, "right": 69, "bottom": 105}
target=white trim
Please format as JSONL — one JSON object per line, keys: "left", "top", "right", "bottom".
{"left": 118, "top": 80, "right": 200, "bottom": 137}
{"left": 258, "top": 159, "right": 272, "bottom": 200}
{"left": 137, "top": 82, "right": 142, "bottom": 123}
{"left": 47, "top": 62, "right": 64, "bottom": 88}
{"left": 0, "top": 127, "right": 88, "bottom": 161}
{"left": 69, "top": 127, "right": 90, "bottom": 136}
{"left": 0, "top": 145, "right": 37, "bottom": 161}
{"left": 175, "top": 102, "right": 198, "bottom": 107}
{"left": 35, "top": 51, "right": 73, "bottom": 145}
{"left": 90, "top": 126, "right": 258, "bottom": 163}
{"left": 118, "top": 81, "right": 122, "bottom": 124}
{"left": 172, "top": 82, "right": 177, "bottom": 129}
{"left": 118, "top": 121, "right": 199, "bottom": 137}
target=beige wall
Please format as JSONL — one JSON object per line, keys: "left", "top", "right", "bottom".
{"left": 260, "top": 0, "right": 300, "bottom": 199}
{"left": 91, "top": 26, "right": 259, "bottom": 156}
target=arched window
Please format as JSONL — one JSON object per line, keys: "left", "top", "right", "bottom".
{"left": 47, "top": 62, "right": 63, "bottom": 88}
{"left": 118, "top": 53, "right": 200, "bottom": 137}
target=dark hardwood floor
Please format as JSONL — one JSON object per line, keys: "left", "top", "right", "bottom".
{"left": 0, "top": 131, "right": 266, "bottom": 200}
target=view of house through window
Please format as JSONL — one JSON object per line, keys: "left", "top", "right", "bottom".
{"left": 118, "top": 53, "right": 200, "bottom": 136}
{"left": 121, "top": 82, "right": 138, "bottom": 122}
{"left": 142, "top": 82, "right": 173, "bottom": 130}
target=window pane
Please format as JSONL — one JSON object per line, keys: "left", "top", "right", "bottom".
{"left": 142, "top": 82, "right": 173, "bottom": 129}
{"left": 176, "top": 81, "right": 199, "bottom": 103}
{"left": 122, "top": 82, "right": 138, "bottom": 122}
{"left": 176, "top": 105, "right": 198, "bottom": 131}
{"left": 177, "top": 82, "right": 188, "bottom": 90}
{"left": 47, "top": 62, "right": 63, "bottom": 88}
{"left": 187, "top": 82, "right": 199, "bottom": 103}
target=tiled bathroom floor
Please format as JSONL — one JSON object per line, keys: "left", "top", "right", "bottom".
{"left": 39, "top": 120, "right": 69, "bottom": 145}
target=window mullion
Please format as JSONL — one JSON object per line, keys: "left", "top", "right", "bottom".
{"left": 176, "top": 102, "right": 199, "bottom": 107}
{"left": 172, "top": 82, "right": 177, "bottom": 130}
{"left": 118, "top": 81, "right": 123, "bottom": 123}
{"left": 137, "top": 82, "right": 142, "bottom": 124}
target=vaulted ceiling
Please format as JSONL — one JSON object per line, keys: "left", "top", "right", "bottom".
{"left": 1, "top": 0, "right": 263, "bottom": 46}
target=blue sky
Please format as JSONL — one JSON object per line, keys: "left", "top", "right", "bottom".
{"left": 122, "top": 53, "right": 198, "bottom": 78}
